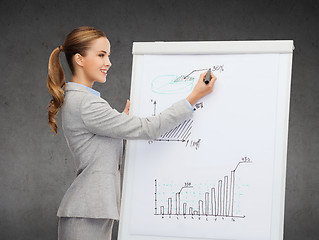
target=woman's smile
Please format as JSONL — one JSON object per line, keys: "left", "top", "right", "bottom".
{"left": 101, "top": 69, "right": 108, "bottom": 75}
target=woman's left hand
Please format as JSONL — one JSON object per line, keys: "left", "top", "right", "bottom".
{"left": 123, "top": 99, "right": 130, "bottom": 115}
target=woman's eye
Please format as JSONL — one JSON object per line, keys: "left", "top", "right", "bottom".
{"left": 99, "top": 54, "right": 104, "bottom": 57}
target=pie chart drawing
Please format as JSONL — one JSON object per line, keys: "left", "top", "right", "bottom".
{"left": 151, "top": 75, "right": 195, "bottom": 94}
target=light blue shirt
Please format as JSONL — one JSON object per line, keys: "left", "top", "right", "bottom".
{"left": 185, "top": 99, "right": 194, "bottom": 112}
{"left": 67, "top": 82, "right": 193, "bottom": 112}
{"left": 67, "top": 82, "right": 100, "bottom": 97}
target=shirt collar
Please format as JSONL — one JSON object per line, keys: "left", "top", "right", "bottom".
{"left": 66, "top": 82, "right": 101, "bottom": 97}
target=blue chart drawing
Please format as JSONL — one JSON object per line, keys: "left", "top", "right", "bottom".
{"left": 151, "top": 66, "right": 224, "bottom": 95}
{"left": 154, "top": 158, "right": 252, "bottom": 221}
{"left": 151, "top": 75, "right": 195, "bottom": 94}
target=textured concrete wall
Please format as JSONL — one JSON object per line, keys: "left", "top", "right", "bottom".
{"left": 0, "top": 0, "right": 318, "bottom": 239}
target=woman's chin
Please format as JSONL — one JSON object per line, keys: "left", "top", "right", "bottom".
{"left": 96, "top": 78, "right": 107, "bottom": 84}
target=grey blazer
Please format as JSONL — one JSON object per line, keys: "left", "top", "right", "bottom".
{"left": 57, "top": 82, "right": 193, "bottom": 219}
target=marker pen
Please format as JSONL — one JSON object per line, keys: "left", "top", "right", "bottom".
{"left": 204, "top": 68, "right": 212, "bottom": 84}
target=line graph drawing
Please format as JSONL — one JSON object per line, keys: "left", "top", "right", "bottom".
{"left": 154, "top": 157, "right": 252, "bottom": 221}
{"left": 150, "top": 66, "right": 224, "bottom": 95}
{"left": 158, "top": 119, "right": 194, "bottom": 142}
{"left": 148, "top": 99, "right": 203, "bottom": 149}
{"left": 183, "top": 66, "right": 224, "bottom": 79}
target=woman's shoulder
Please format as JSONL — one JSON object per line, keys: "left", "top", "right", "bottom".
{"left": 79, "top": 93, "right": 112, "bottom": 113}
{"left": 64, "top": 83, "right": 106, "bottom": 104}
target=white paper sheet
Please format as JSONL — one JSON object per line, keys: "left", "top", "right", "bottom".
{"left": 127, "top": 53, "right": 280, "bottom": 240}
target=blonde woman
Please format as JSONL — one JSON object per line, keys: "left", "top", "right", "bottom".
{"left": 47, "top": 26, "right": 217, "bottom": 240}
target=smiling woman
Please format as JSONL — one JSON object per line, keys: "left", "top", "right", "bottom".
{"left": 46, "top": 26, "right": 216, "bottom": 240}
{"left": 47, "top": 26, "right": 108, "bottom": 135}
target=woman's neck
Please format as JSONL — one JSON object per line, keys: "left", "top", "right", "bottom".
{"left": 71, "top": 74, "right": 94, "bottom": 88}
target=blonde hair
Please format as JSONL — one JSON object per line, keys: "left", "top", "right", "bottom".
{"left": 46, "top": 26, "right": 106, "bottom": 135}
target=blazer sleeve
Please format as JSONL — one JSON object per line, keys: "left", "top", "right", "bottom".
{"left": 80, "top": 94, "right": 193, "bottom": 140}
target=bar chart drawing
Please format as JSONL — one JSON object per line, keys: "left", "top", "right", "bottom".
{"left": 148, "top": 99, "right": 203, "bottom": 148}
{"left": 154, "top": 158, "right": 252, "bottom": 220}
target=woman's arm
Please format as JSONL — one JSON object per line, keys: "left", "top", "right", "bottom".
{"left": 80, "top": 96, "right": 192, "bottom": 139}
{"left": 80, "top": 71, "right": 217, "bottom": 139}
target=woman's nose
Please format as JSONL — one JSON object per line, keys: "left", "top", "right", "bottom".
{"left": 105, "top": 58, "right": 111, "bottom": 67}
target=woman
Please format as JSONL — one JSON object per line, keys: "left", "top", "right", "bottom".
{"left": 47, "top": 26, "right": 216, "bottom": 240}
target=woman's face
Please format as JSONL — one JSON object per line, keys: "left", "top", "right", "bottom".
{"left": 81, "top": 37, "right": 112, "bottom": 84}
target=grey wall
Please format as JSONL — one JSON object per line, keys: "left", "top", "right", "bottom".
{"left": 0, "top": 0, "right": 318, "bottom": 239}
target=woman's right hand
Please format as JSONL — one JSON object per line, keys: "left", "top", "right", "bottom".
{"left": 186, "top": 71, "right": 217, "bottom": 106}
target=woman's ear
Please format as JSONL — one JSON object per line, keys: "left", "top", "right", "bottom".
{"left": 73, "top": 53, "right": 84, "bottom": 67}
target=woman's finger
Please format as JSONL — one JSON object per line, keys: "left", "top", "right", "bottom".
{"left": 123, "top": 99, "right": 130, "bottom": 115}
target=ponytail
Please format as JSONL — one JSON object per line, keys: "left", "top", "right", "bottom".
{"left": 46, "top": 45, "right": 65, "bottom": 135}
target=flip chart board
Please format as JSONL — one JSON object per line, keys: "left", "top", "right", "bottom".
{"left": 118, "top": 41, "right": 294, "bottom": 240}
